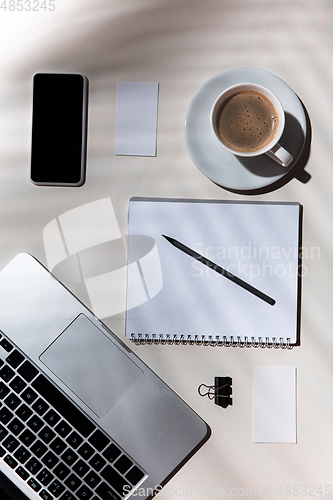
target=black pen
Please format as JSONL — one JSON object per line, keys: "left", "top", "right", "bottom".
{"left": 162, "top": 234, "right": 275, "bottom": 306}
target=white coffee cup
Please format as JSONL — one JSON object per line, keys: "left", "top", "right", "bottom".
{"left": 211, "top": 83, "right": 293, "bottom": 167}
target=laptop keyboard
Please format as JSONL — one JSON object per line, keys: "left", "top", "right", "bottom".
{"left": 0, "top": 332, "right": 146, "bottom": 500}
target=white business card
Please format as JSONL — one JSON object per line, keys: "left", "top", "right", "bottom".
{"left": 115, "top": 81, "right": 159, "bottom": 156}
{"left": 254, "top": 366, "right": 297, "bottom": 443}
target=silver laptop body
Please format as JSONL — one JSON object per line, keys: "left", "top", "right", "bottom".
{"left": 0, "top": 253, "right": 210, "bottom": 500}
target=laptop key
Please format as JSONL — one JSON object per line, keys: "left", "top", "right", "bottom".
{"left": 61, "top": 449, "right": 78, "bottom": 466}
{"left": 6, "top": 350, "right": 25, "bottom": 369}
{"left": 0, "top": 382, "right": 10, "bottom": 399}
{"left": 48, "top": 480, "right": 65, "bottom": 498}
{"left": 84, "top": 471, "right": 101, "bottom": 488}
{"left": 59, "top": 492, "right": 76, "bottom": 500}
{"left": 0, "top": 424, "right": 8, "bottom": 441}
{"left": 44, "top": 409, "right": 61, "bottom": 427}
{"left": 100, "top": 465, "right": 131, "bottom": 496}
{"left": 4, "top": 454, "right": 18, "bottom": 468}
{"left": 88, "top": 430, "right": 110, "bottom": 452}
{"left": 14, "top": 445, "right": 31, "bottom": 463}
{"left": 39, "top": 489, "right": 53, "bottom": 500}
{"left": 8, "top": 418, "right": 25, "bottom": 436}
{"left": 0, "top": 339, "right": 13, "bottom": 352}
{"left": 42, "top": 451, "right": 59, "bottom": 469}
{"left": 66, "top": 431, "right": 83, "bottom": 449}
{"left": 19, "top": 429, "right": 36, "bottom": 446}
{"left": 27, "top": 415, "right": 44, "bottom": 432}
{"left": 16, "top": 403, "right": 33, "bottom": 421}
{"left": 125, "top": 466, "right": 145, "bottom": 486}
{"left": 3, "top": 434, "right": 19, "bottom": 452}
{"left": 95, "top": 482, "right": 121, "bottom": 500}
{"left": 65, "top": 473, "right": 82, "bottom": 491}
{"left": 33, "top": 398, "right": 50, "bottom": 415}
{"left": 55, "top": 421, "right": 72, "bottom": 438}
{"left": 31, "top": 440, "right": 48, "bottom": 458}
{"left": 0, "top": 407, "right": 14, "bottom": 424}
{"left": 28, "top": 477, "right": 42, "bottom": 492}
{"left": 114, "top": 455, "right": 132, "bottom": 474}
{"left": 77, "top": 442, "right": 94, "bottom": 459}
{"left": 21, "top": 387, "right": 38, "bottom": 405}
{"left": 0, "top": 366, "right": 15, "bottom": 382}
{"left": 9, "top": 376, "right": 27, "bottom": 394}
{"left": 39, "top": 426, "right": 56, "bottom": 444}
{"left": 53, "top": 462, "right": 70, "bottom": 480}
{"left": 26, "top": 457, "right": 43, "bottom": 474}
{"left": 50, "top": 437, "right": 67, "bottom": 455}
{"left": 16, "top": 465, "right": 30, "bottom": 480}
{"left": 5, "top": 393, "right": 21, "bottom": 410}
{"left": 89, "top": 454, "right": 106, "bottom": 472}
{"left": 37, "top": 469, "right": 54, "bottom": 486}
{"left": 76, "top": 485, "right": 93, "bottom": 500}
{"left": 73, "top": 459, "right": 89, "bottom": 478}
{"left": 0, "top": 424, "right": 9, "bottom": 441}
{"left": 18, "top": 361, "right": 39, "bottom": 382}
{"left": 102, "top": 444, "right": 121, "bottom": 463}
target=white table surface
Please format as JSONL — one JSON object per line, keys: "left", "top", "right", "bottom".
{"left": 0, "top": 0, "right": 332, "bottom": 498}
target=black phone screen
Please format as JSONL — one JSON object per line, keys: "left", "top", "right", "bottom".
{"left": 30, "top": 73, "right": 88, "bottom": 186}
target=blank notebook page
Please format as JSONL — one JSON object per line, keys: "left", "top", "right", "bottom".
{"left": 126, "top": 198, "right": 301, "bottom": 344}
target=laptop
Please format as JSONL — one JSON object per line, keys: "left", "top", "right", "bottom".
{"left": 0, "top": 253, "right": 210, "bottom": 500}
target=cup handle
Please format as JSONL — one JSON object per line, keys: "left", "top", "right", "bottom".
{"left": 265, "top": 143, "right": 293, "bottom": 167}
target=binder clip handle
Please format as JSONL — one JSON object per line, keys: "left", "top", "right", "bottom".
{"left": 198, "top": 376, "right": 232, "bottom": 408}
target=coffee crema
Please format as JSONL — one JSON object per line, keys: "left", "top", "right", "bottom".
{"left": 217, "top": 91, "right": 279, "bottom": 153}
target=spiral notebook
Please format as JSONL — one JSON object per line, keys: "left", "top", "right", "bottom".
{"left": 125, "top": 198, "right": 302, "bottom": 348}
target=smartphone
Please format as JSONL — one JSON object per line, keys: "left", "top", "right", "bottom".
{"left": 30, "top": 73, "right": 88, "bottom": 186}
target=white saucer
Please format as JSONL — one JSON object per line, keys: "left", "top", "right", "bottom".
{"left": 184, "top": 68, "right": 307, "bottom": 192}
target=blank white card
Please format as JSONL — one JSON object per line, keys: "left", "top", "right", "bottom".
{"left": 115, "top": 81, "right": 159, "bottom": 156}
{"left": 254, "top": 366, "right": 297, "bottom": 443}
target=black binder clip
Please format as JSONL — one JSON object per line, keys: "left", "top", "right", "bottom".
{"left": 198, "top": 377, "right": 232, "bottom": 408}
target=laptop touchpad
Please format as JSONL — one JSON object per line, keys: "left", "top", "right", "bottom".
{"left": 40, "top": 314, "right": 143, "bottom": 417}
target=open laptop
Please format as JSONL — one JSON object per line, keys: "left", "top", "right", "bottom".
{"left": 0, "top": 253, "right": 210, "bottom": 500}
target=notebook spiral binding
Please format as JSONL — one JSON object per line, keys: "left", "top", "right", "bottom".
{"left": 130, "top": 334, "right": 293, "bottom": 349}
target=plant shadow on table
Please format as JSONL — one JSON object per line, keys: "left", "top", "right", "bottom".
{"left": 216, "top": 100, "right": 312, "bottom": 195}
